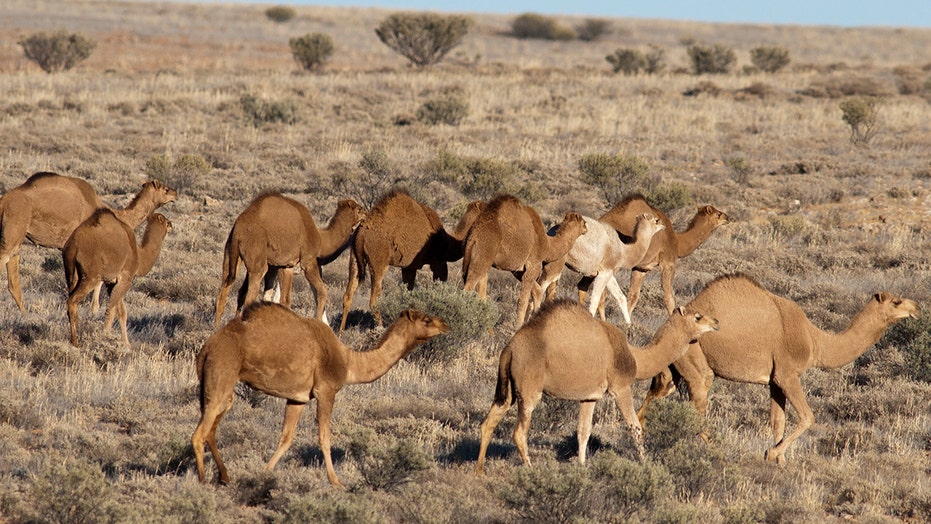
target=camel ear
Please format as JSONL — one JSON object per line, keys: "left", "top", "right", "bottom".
{"left": 675, "top": 306, "right": 685, "bottom": 316}
{"left": 874, "top": 292, "right": 890, "bottom": 303}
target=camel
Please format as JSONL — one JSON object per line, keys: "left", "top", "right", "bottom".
{"left": 475, "top": 299, "right": 719, "bottom": 474}
{"left": 596, "top": 195, "right": 729, "bottom": 316}
{"left": 63, "top": 211, "right": 173, "bottom": 348}
{"left": 538, "top": 213, "right": 665, "bottom": 323}
{"left": 0, "top": 172, "right": 177, "bottom": 311}
{"left": 462, "top": 195, "right": 587, "bottom": 325}
{"left": 213, "top": 193, "right": 365, "bottom": 327}
{"left": 636, "top": 274, "right": 920, "bottom": 464}
{"left": 192, "top": 303, "right": 449, "bottom": 486}
{"left": 339, "top": 192, "right": 486, "bottom": 332}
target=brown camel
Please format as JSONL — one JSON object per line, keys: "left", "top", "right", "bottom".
{"left": 637, "top": 274, "right": 920, "bottom": 464}
{"left": 462, "top": 195, "right": 587, "bottom": 325}
{"left": 63, "top": 211, "right": 173, "bottom": 348}
{"left": 193, "top": 303, "right": 449, "bottom": 486}
{"left": 475, "top": 299, "right": 719, "bottom": 474}
{"left": 213, "top": 193, "right": 365, "bottom": 327}
{"left": 0, "top": 172, "right": 177, "bottom": 311}
{"left": 339, "top": 192, "right": 486, "bottom": 332}
{"left": 596, "top": 195, "right": 729, "bottom": 315}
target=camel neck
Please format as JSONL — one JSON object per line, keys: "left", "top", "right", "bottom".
{"left": 675, "top": 218, "right": 716, "bottom": 258}
{"left": 344, "top": 324, "right": 415, "bottom": 384}
{"left": 543, "top": 222, "right": 578, "bottom": 262}
{"left": 318, "top": 209, "right": 356, "bottom": 259}
{"left": 812, "top": 305, "right": 888, "bottom": 369}
{"left": 112, "top": 191, "right": 153, "bottom": 229}
{"left": 135, "top": 223, "right": 169, "bottom": 276}
{"left": 631, "top": 318, "right": 694, "bottom": 380}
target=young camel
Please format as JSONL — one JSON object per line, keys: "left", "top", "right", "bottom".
{"left": 475, "top": 299, "right": 719, "bottom": 474}
{"left": 213, "top": 193, "right": 365, "bottom": 326}
{"left": 339, "top": 191, "right": 486, "bottom": 332}
{"left": 193, "top": 303, "right": 449, "bottom": 486}
{"left": 462, "top": 195, "right": 587, "bottom": 325}
{"left": 637, "top": 274, "right": 920, "bottom": 464}
{"left": 63, "top": 211, "right": 173, "bottom": 348}
{"left": 0, "top": 172, "right": 177, "bottom": 311}
{"left": 538, "top": 213, "right": 665, "bottom": 323}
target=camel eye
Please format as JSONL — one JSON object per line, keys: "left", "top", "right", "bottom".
{"left": 893, "top": 299, "right": 902, "bottom": 306}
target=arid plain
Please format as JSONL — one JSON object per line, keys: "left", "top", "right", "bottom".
{"left": 2, "top": 1, "right": 931, "bottom": 522}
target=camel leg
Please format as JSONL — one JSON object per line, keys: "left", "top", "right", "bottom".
{"left": 314, "top": 391, "right": 344, "bottom": 486}
{"left": 429, "top": 260, "right": 448, "bottom": 282}
{"left": 613, "top": 387, "right": 645, "bottom": 460}
{"left": 670, "top": 343, "right": 714, "bottom": 416}
{"left": 765, "top": 375, "right": 814, "bottom": 464}
{"left": 301, "top": 261, "right": 328, "bottom": 323}
{"left": 513, "top": 389, "right": 542, "bottom": 466}
{"left": 91, "top": 282, "right": 103, "bottom": 313}
{"left": 265, "top": 400, "right": 307, "bottom": 472}
{"left": 339, "top": 254, "right": 361, "bottom": 334}
{"left": 104, "top": 275, "right": 134, "bottom": 348}
{"left": 261, "top": 268, "right": 280, "bottom": 303}
{"left": 659, "top": 262, "right": 676, "bottom": 314}
{"left": 604, "top": 275, "right": 631, "bottom": 324}
{"left": 538, "top": 258, "right": 564, "bottom": 303}
{"left": 1, "top": 206, "right": 29, "bottom": 312}
{"left": 6, "top": 255, "right": 25, "bottom": 312}
{"left": 214, "top": 255, "right": 240, "bottom": 327}
{"left": 193, "top": 371, "right": 237, "bottom": 484}
{"left": 477, "top": 274, "right": 488, "bottom": 300}
{"left": 67, "top": 278, "right": 100, "bottom": 347}
{"left": 637, "top": 367, "right": 676, "bottom": 424}
{"left": 239, "top": 268, "right": 266, "bottom": 312}
{"left": 276, "top": 268, "right": 293, "bottom": 307}
{"left": 477, "top": 399, "right": 512, "bottom": 474}
{"left": 769, "top": 382, "right": 788, "bottom": 445}
{"left": 586, "top": 273, "right": 610, "bottom": 318}
{"left": 369, "top": 263, "right": 389, "bottom": 327}
{"left": 401, "top": 266, "right": 418, "bottom": 290}
{"left": 627, "top": 269, "right": 647, "bottom": 316}
{"left": 577, "top": 400, "right": 596, "bottom": 464}
{"left": 516, "top": 266, "right": 542, "bottom": 325}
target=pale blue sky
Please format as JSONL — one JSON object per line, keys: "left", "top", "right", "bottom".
{"left": 234, "top": 0, "right": 931, "bottom": 28}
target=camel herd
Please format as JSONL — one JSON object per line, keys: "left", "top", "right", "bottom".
{"left": 0, "top": 171, "right": 920, "bottom": 486}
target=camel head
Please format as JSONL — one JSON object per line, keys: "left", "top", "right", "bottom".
{"left": 144, "top": 180, "right": 178, "bottom": 206}
{"left": 673, "top": 305, "right": 720, "bottom": 342}
{"left": 697, "top": 205, "right": 730, "bottom": 227}
{"left": 560, "top": 212, "right": 588, "bottom": 236}
{"left": 634, "top": 213, "right": 665, "bottom": 234}
{"left": 396, "top": 309, "right": 450, "bottom": 342}
{"left": 337, "top": 199, "right": 367, "bottom": 229}
{"left": 147, "top": 213, "right": 173, "bottom": 231}
{"left": 872, "top": 292, "right": 921, "bottom": 323}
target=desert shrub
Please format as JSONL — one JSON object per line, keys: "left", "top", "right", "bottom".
{"left": 144, "top": 153, "right": 210, "bottom": 192}
{"left": 839, "top": 96, "right": 880, "bottom": 145}
{"left": 893, "top": 66, "right": 927, "bottom": 95}
{"left": 335, "top": 148, "right": 399, "bottom": 208}
{"left": 881, "top": 314, "right": 931, "bottom": 382}
{"left": 375, "top": 12, "right": 473, "bottom": 67}
{"left": 279, "top": 491, "right": 384, "bottom": 523}
{"left": 349, "top": 429, "right": 433, "bottom": 491}
{"left": 375, "top": 281, "right": 498, "bottom": 364}
{"left": 264, "top": 5, "right": 295, "bottom": 23}
{"left": 591, "top": 452, "right": 674, "bottom": 518}
{"left": 687, "top": 43, "right": 736, "bottom": 75}
{"left": 657, "top": 438, "right": 726, "bottom": 498}
{"left": 29, "top": 459, "right": 116, "bottom": 523}
{"left": 289, "top": 33, "right": 334, "bottom": 71}
{"left": 578, "top": 152, "right": 654, "bottom": 203}
{"left": 240, "top": 94, "right": 300, "bottom": 126}
{"left": 461, "top": 157, "right": 520, "bottom": 199}
{"left": 501, "top": 463, "right": 593, "bottom": 522}
{"left": 576, "top": 18, "right": 611, "bottom": 41}
{"left": 416, "top": 92, "right": 469, "bottom": 125}
{"left": 426, "top": 148, "right": 469, "bottom": 184}
{"left": 511, "top": 13, "right": 575, "bottom": 41}
{"left": 726, "top": 155, "right": 753, "bottom": 184}
{"left": 606, "top": 48, "right": 646, "bottom": 75}
{"left": 750, "top": 45, "right": 791, "bottom": 73}
{"left": 645, "top": 44, "right": 667, "bottom": 74}
{"left": 641, "top": 398, "right": 704, "bottom": 454}
{"left": 647, "top": 182, "right": 694, "bottom": 211}
{"left": 683, "top": 80, "right": 723, "bottom": 97}
{"left": 18, "top": 30, "right": 96, "bottom": 73}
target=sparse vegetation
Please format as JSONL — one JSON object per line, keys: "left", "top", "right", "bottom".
{"left": 264, "top": 5, "right": 296, "bottom": 23}
{"left": 750, "top": 45, "right": 791, "bottom": 73}
{"left": 606, "top": 48, "right": 646, "bottom": 75}
{"left": 18, "top": 30, "right": 95, "bottom": 73}
{"left": 575, "top": 18, "right": 611, "bottom": 42}
{"left": 839, "top": 96, "right": 881, "bottom": 145}
{"left": 578, "top": 152, "right": 654, "bottom": 202}
{"left": 289, "top": 33, "right": 334, "bottom": 71}
{"left": 416, "top": 91, "right": 469, "bottom": 125}
{"left": 239, "top": 93, "right": 301, "bottom": 126}
{"left": 687, "top": 43, "right": 737, "bottom": 74}
{"left": 375, "top": 12, "right": 473, "bottom": 66}
{"left": 511, "top": 13, "right": 576, "bottom": 40}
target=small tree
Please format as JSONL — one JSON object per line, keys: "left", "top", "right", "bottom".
{"left": 750, "top": 45, "right": 791, "bottom": 73}
{"left": 375, "top": 13, "right": 473, "bottom": 67}
{"left": 606, "top": 48, "right": 646, "bottom": 75}
{"left": 511, "top": 13, "right": 575, "bottom": 40}
{"left": 264, "top": 6, "right": 296, "bottom": 23}
{"left": 687, "top": 43, "right": 736, "bottom": 75}
{"left": 18, "top": 30, "right": 96, "bottom": 73}
{"left": 839, "top": 96, "right": 880, "bottom": 146}
{"left": 289, "top": 33, "right": 334, "bottom": 71}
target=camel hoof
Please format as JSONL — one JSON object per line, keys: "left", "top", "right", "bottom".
{"left": 764, "top": 448, "right": 785, "bottom": 465}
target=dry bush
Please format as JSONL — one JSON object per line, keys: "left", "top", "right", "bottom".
{"left": 750, "top": 45, "right": 791, "bottom": 73}
{"left": 264, "top": 5, "right": 295, "bottom": 23}
{"left": 511, "top": 13, "right": 575, "bottom": 41}
{"left": 18, "top": 30, "right": 96, "bottom": 73}
{"left": 575, "top": 18, "right": 611, "bottom": 42}
{"left": 375, "top": 12, "right": 473, "bottom": 67}
{"left": 606, "top": 48, "right": 646, "bottom": 75}
{"left": 687, "top": 43, "right": 736, "bottom": 74}
{"left": 289, "top": 33, "right": 334, "bottom": 71}
{"left": 839, "top": 96, "right": 881, "bottom": 145}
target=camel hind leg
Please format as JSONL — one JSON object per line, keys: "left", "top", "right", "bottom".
{"left": 369, "top": 262, "right": 390, "bottom": 327}
{"left": 300, "top": 259, "right": 328, "bottom": 323}
{"left": 604, "top": 275, "right": 631, "bottom": 324}
{"left": 103, "top": 273, "right": 134, "bottom": 348}
{"left": 765, "top": 375, "right": 814, "bottom": 464}
{"left": 577, "top": 400, "right": 596, "bottom": 464}
{"left": 626, "top": 269, "right": 648, "bottom": 317}
{"left": 5, "top": 256, "right": 25, "bottom": 312}
{"left": 477, "top": 397, "right": 513, "bottom": 474}
{"left": 513, "top": 389, "right": 542, "bottom": 466}
{"left": 1, "top": 197, "right": 30, "bottom": 312}
{"left": 67, "top": 276, "right": 100, "bottom": 346}
{"left": 339, "top": 251, "right": 362, "bottom": 334}
{"left": 612, "top": 386, "right": 645, "bottom": 460}
{"left": 312, "top": 390, "right": 343, "bottom": 486}
{"left": 265, "top": 400, "right": 308, "bottom": 473}
{"left": 193, "top": 363, "right": 237, "bottom": 484}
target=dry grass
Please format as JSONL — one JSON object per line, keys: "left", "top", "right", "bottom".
{"left": 1, "top": 0, "right": 931, "bottom": 521}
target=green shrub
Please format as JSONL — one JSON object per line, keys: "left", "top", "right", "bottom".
{"left": 511, "top": 13, "right": 575, "bottom": 40}
{"left": 375, "top": 281, "right": 498, "bottom": 365}
{"left": 375, "top": 12, "right": 473, "bottom": 67}
{"left": 578, "top": 152, "right": 654, "bottom": 203}
{"left": 591, "top": 452, "right": 674, "bottom": 518}
{"left": 750, "top": 45, "right": 791, "bottom": 73}
{"left": 726, "top": 155, "right": 753, "bottom": 184}
{"left": 647, "top": 182, "right": 694, "bottom": 211}
{"left": 642, "top": 398, "right": 704, "bottom": 455}
{"left": 264, "top": 5, "right": 296, "bottom": 23}
{"left": 839, "top": 96, "right": 880, "bottom": 145}
{"left": 279, "top": 491, "right": 384, "bottom": 524}
{"left": 240, "top": 94, "right": 300, "bottom": 126}
{"left": 501, "top": 463, "right": 593, "bottom": 522}
{"left": 645, "top": 44, "right": 667, "bottom": 74}
{"left": 881, "top": 313, "right": 931, "bottom": 383}
{"left": 576, "top": 18, "right": 611, "bottom": 42}
{"left": 462, "top": 157, "right": 520, "bottom": 200}
{"left": 349, "top": 429, "right": 433, "bottom": 491}
{"left": 30, "top": 459, "right": 116, "bottom": 523}
{"left": 606, "top": 48, "right": 646, "bottom": 75}
{"left": 144, "top": 153, "right": 211, "bottom": 192}
{"left": 416, "top": 92, "right": 469, "bottom": 125}
{"left": 657, "top": 438, "right": 726, "bottom": 498}
{"left": 18, "top": 30, "right": 96, "bottom": 73}
{"left": 426, "top": 148, "right": 469, "bottom": 184}
{"left": 289, "top": 33, "right": 334, "bottom": 71}
{"left": 687, "top": 43, "right": 736, "bottom": 75}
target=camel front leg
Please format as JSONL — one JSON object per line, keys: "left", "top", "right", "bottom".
{"left": 516, "top": 266, "right": 542, "bottom": 325}
{"left": 769, "top": 382, "right": 788, "bottom": 445}
{"left": 339, "top": 253, "right": 361, "bottom": 334}
{"left": 104, "top": 274, "right": 134, "bottom": 348}
{"left": 91, "top": 282, "right": 103, "bottom": 313}
{"left": 586, "top": 272, "right": 611, "bottom": 319}
{"left": 314, "top": 392, "right": 343, "bottom": 487}
{"left": 276, "top": 268, "right": 294, "bottom": 307}
{"left": 239, "top": 268, "right": 267, "bottom": 312}
{"left": 265, "top": 400, "right": 307, "bottom": 473}
{"left": 369, "top": 263, "right": 389, "bottom": 327}
{"left": 301, "top": 261, "right": 328, "bottom": 323}
{"left": 604, "top": 275, "right": 631, "bottom": 324}
{"left": 477, "top": 400, "right": 512, "bottom": 475}
{"left": 765, "top": 375, "right": 814, "bottom": 464}
{"left": 612, "top": 386, "right": 645, "bottom": 460}
{"left": 659, "top": 261, "right": 676, "bottom": 314}
{"left": 636, "top": 368, "right": 675, "bottom": 424}
{"left": 6, "top": 255, "right": 25, "bottom": 312}
{"left": 577, "top": 400, "right": 596, "bottom": 464}
{"left": 627, "top": 269, "right": 647, "bottom": 316}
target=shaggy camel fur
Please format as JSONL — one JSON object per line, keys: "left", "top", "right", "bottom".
{"left": 539, "top": 213, "right": 665, "bottom": 323}
{"left": 193, "top": 303, "right": 449, "bottom": 486}
{"left": 63, "top": 211, "right": 173, "bottom": 348}
{"left": 0, "top": 172, "right": 176, "bottom": 311}
{"left": 475, "top": 300, "right": 719, "bottom": 474}
{"left": 596, "top": 195, "right": 729, "bottom": 315}
{"left": 637, "top": 274, "right": 920, "bottom": 464}
{"left": 462, "top": 195, "right": 587, "bottom": 325}
{"left": 214, "top": 193, "right": 365, "bottom": 326}
{"left": 339, "top": 191, "right": 486, "bottom": 332}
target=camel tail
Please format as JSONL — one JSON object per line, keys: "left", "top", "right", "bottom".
{"left": 351, "top": 239, "right": 367, "bottom": 283}
{"left": 219, "top": 229, "right": 240, "bottom": 288}
{"left": 196, "top": 346, "right": 209, "bottom": 413}
{"left": 62, "top": 247, "right": 79, "bottom": 293}
{"left": 493, "top": 345, "right": 514, "bottom": 406}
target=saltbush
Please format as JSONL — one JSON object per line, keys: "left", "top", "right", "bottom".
{"left": 416, "top": 92, "right": 469, "bottom": 125}
{"left": 501, "top": 463, "right": 593, "bottom": 522}
{"left": 725, "top": 155, "right": 753, "bottom": 184}
{"left": 576, "top": 18, "right": 611, "bottom": 42}
{"left": 647, "top": 181, "right": 694, "bottom": 211}
{"left": 462, "top": 157, "right": 520, "bottom": 200}
{"left": 881, "top": 313, "right": 931, "bottom": 383}
{"left": 289, "top": 33, "right": 334, "bottom": 71}
{"left": 29, "top": 459, "right": 116, "bottom": 523}
{"left": 641, "top": 398, "right": 704, "bottom": 454}
{"left": 144, "top": 153, "right": 211, "bottom": 192}
{"left": 606, "top": 48, "right": 646, "bottom": 75}
{"left": 350, "top": 429, "right": 433, "bottom": 491}
{"left": 687, "top": 43, "right": 736, "bottom": 75}
{"left": 264, "top": 5, "right": 296, "bottom": 23}
{"left": 591, "top": 452, "right": 674, "bottom": 518}
{"left": 375, "top": 281, "right": 498, "bottom": 365}
{"left": 240, "top": 94, "right": 300, "bottom": 126}
{"left": 578, "top": 152, "right": 654, "bottom": 203}
{"left": 511, "top": 13, "right": 575, "bottom": 41}
{"left": 18, "top": 30, "right": 96, "bottom": 73}
{"left": 839, "top": 96, "right": 880, "bottom": 145}
{"left": 279, "top": 491, "right": 384, "bottom": 523}
{"left": 645, "top": 44, "right": 667, "bottom": 74}
{"left": 750, "top": 45, "right": 791, "bottom": 73}
{"left": 375, "top": 13, "right": 473, "bottom": 67}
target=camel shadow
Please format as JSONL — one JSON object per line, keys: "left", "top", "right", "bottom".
{"left": 442, "top": 438, "right": 512, "bottom": 465}
{"left": 332, "top": 310, "right": 377, "bottom": 331}
{"left": 555, "top": 434, "right": 607, "bottom": 462}
{"left": 294, "top": 444, "right": 347, "bottom": 468}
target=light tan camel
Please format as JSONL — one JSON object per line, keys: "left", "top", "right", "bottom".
{"left": 193, "top": 303, "right": 449, "bottom": 486}
{"left": 596, "top": 194, "right": 729, "bottom": 315}
{"left": 539, "top": 213, "right": 665, "bottom": 323}
{"left": 475, "top": 299, "right": 719, "bottom": 474}
{"left": 213, "top": 193, "right": 365, "bottom": 326}
{"left": 0, "top": 172, "right": 177, "bottom": 311}
{"left": 339, "top": 192, "right": 486, "bottom": 332}
{"left": 637, "top": 273, "right": 920, "bottom": 464}
{"left": 63, "top": 211, "right": 173, "bottom": 348}
{"left": 462, "top": 195, "right": 587, "bottom": 325}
